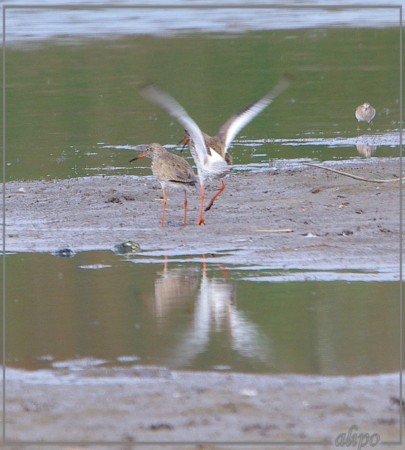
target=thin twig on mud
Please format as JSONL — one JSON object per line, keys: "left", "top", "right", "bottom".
{"left": 254, "top": 229, "right": 293, "bottom": 233}
{"left": 303, "top": 162, "right": 404, "bottom": 184}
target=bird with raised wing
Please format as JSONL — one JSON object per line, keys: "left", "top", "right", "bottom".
{"left": 141, "top": 78, "right": 290, "bottom": 225}
{"left": 130, "top": 143, "right": 197, "bottom": 227}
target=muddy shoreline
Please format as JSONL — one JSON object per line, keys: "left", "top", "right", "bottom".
{"left": 6, "top": 367, "right": 402, "bottom": 445}
{"left": 4, "top": 158, "right": 401, "bottom": 276}
{"left": 4, "top": 157, "right": 403, "bottom": 446}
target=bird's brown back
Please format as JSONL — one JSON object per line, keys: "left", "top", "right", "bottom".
{"left": 152, "top": 152, "right": 197, "bottom": 186}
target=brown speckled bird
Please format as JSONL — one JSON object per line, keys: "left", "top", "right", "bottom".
{"left": 141, "top": 79, "right": 290, "bottom": 225}
{"left": 130, "top": 143, "right": 197, "bottom": 227}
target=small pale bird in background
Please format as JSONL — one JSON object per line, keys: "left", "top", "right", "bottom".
{"left": 355, "top": 102, "right": 376, "bottom": 130}
{"left": 130, "top": 143, "right": 197, "bottom": 227}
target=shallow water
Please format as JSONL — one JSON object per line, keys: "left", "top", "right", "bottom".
{"left": 3, "top": 1, "right": 401, "bottom": 43}
{"left": 2, "top": 4, "right": 403, "bottom": 378}
{"left": 4, "top": 251, "right": 401, "bottom": 376}
{"left": 4, "top": 21, "right": 401, "bottom": 180}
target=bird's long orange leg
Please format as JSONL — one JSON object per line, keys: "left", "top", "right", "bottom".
{"left": 205, "top": 179, "right": 226, "bottom": 212}
{"left": 198, "top": 183, "right": 206, "bottom": 225}
{"left": 183, "top": 191, "right": 188, "bottom": 225}
{"left": 160, "top": 188, "right": 167, "bottom": 228}
{"left": 202, "top": 254, "right": 207, "bottom": 273}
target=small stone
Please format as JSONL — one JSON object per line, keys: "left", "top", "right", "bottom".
{"left": 339, "top": 230, "right": 353, "bottom": 236}
{"left": 114, "top": 241, "right": 141, "bottom": 254}
{"left": 54, "top": 248, "right": 75, "bottom": 257}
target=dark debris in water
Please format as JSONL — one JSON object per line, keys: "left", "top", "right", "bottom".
{"left": 54, "top": 248, "right": 75, "bottom": 258}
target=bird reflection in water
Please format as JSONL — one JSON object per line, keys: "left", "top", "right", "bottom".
{"left": 152, "top": 256, "right": 271, "bottom": 369}
{"left": 356, "top": 144, "right": 378, "bottom": 158}
{"left": 153, "top": 256, "right": 200, "bottom": 323}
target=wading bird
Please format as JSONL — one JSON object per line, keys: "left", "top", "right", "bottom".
{"left": 141, "top": 78, "right": 290, "bottom": 225}
{"left": 130, "top": 143, "right": 197, "bottom": 227}
{"left": 355, "top": 102, "right": 376, "bottom": 130}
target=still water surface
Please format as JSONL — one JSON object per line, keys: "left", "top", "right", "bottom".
{"left": 3, "top": 4, "right": 402, "bottom": 376}
{"left": 5, "top": 251, "right": 401, "bottom": 376}
{"left": 5, "top": 15, "right": 401, "bottom": 180}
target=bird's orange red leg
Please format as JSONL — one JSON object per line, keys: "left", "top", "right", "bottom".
{"left": 198, "top": 184, "right": 206, "bottom": 225}
{"left": 205, "top": 179, "right": 226, "bottom": 212}
{"left": 160, "top": 188, "right": 167, "bottom": 228}
{"left": 183, "top": 191, "right": 188, "bottom": 225}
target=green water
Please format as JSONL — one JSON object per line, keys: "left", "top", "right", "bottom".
{"left": 3, "top": 25, "right": 402, "bottom": 376}
{"left": 4, "top": 28, "right": 401, "bottom": 181}
{"left": 4, "top": 252, "right": 400, "bottom": 376}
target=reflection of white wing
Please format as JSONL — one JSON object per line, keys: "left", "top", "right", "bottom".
{"left": 167, "top": 266, "right": 271, "bottom": 368}
{"left": 164, "top": 275, "right": 211, "bottom": 367}
{"left": 200, "top": 278, "right": 234, "bottom": 329}
{"left": 229, "top": 309, "right": 270, "bottom": 362}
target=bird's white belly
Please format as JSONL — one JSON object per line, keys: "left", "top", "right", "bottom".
{"left": 202, "top": 149, "right": 230, "bottom": 178}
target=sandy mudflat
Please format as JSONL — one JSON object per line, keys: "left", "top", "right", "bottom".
{"left": 3, "top": 158, "right": 402, "bottom": 275}
{"left": 3, "top": 157, "right": 403, "bottom": 447}
{"left": 5, "top": 368, "right": 402, "bottom": 446}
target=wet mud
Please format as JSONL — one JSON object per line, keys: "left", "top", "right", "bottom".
{"left": 4, "top": 157, "right": 402, "bottom": 445}
{"left": 4, "top": 158, "right": 401, "bottom": 276}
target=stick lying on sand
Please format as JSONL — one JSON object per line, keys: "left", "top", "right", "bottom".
{"left": 254, "top": 229, "right": 293, "bottom": 233}
{"left": 303, "top": 162, "right": 404, "bottom": 184}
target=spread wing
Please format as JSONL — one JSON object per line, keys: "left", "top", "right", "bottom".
{"left": 217, "top": 77, "right": 290, "bottom": 153}
{"left": 141, "top": 85, "right": 209, "bottom": 166}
